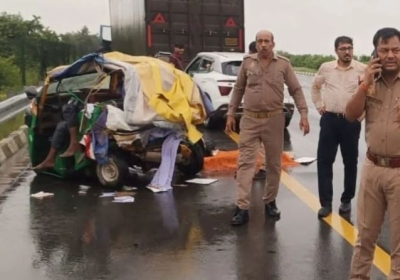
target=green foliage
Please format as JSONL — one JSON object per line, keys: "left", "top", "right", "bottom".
{"left": 277, "top": 50, "right": 370, "bottom": 71}
{"left": 0, "top": 12, "right": 101, "bottom": 98}
{"left": 0, "top": 56, "right": 20, "bottom": 93}
{"left": 0, "top": 112, "right": 24, "bottom": 141}
{"left": 293, "top": 67, "right": 317, "bottom": 73}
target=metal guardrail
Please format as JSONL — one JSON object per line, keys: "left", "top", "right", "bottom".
{"left": 0, "top": 93, "right": 30, "bottom": 125}
{"left": 295, "top": 71, "right": 316, "bottom": 76}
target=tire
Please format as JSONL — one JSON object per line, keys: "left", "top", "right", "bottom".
{"left": 177, "top": 142, "right": 204, "bottom": 177}
{"left": 284, "top": 104, "right": 294, "bottom": 127}
{"left": 204, "top": 116, "right": 217, "bottom": 129}
{"left": 235, "top": 116, "right": 241, "bottom": 132}
{"left": 96, "top": 154, "right": 129, "bottom": 189}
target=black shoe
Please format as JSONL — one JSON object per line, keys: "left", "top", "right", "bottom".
{"left": 339, "top": 202, "right": 351, "bottom": 214}
{"left": 253, "top": 169, "right": 266, "bottom": 180}
{"left": 265, "top": 200, "right": 281, "bottom": 218}
{"left": 318, "top": 206, "right": 332, "bottom": 218}
{"left": 230, "top": 207, "right": 249, "bottom": 226}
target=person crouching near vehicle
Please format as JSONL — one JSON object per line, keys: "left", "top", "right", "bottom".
{"left": 33, "top": 97, "right": 85, "bottom": 170}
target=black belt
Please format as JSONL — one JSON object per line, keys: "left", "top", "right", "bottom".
{"left": 325, "top": 111, "right": 346, "bottom": 118}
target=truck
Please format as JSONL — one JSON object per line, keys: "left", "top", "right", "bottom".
{"left": 108, "top": 0, "right": 245, "bottom": 63}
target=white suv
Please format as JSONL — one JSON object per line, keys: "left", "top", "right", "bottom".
{"left": 184, "top": 52, "right": 295, "bottom": 129}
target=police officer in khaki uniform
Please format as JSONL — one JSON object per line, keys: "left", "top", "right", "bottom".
{"left": 346, "top": 27, "right": 400, "bottom": 279}
{"left": 226, "top": 30, "right": 310, "bottom": 226}
{"left": 234, "top": 40, "right": 268, "bottom": 180}
{"left": 249, "top": 40, "right": 268, "bottom": 180}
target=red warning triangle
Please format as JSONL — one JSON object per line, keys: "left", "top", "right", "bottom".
{"left": 225, "top": 17, "right": 236, "bottom": 27}
{"left": 153, "top": 12, "right": 166, "bottom": 23}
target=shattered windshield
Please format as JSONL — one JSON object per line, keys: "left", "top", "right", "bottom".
{"left": 46, "top": 73, "right": 110, "bottom": 95}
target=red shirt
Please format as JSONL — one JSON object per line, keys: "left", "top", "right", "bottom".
{"left": 169, "top": 52, "right": 184, "bottom": 70}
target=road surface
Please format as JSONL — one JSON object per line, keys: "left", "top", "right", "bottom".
{"left": 0, "top": 75, "right": 389, "bottom": 280}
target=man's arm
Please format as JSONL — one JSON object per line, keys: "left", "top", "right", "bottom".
{"left": 311, "top": 64, "right": 325, "bottom": 109}
{"left": 227, "top": 61, "right": 246, "bottom": 116}
{"left": 285, "top": 63, "right": 308, "bottom": 119}
{"left": 345, "top": 83, "right": 368, "bottom": 122}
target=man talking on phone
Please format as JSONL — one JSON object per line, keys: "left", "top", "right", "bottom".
{"left": 346, "top": 27, "right": 400, "bottom": 279}
{"left": 311, "top": 36, "right": 366, "bottom": 218}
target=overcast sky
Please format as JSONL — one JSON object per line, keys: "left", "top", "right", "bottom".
{"left": 2, "top": 0, "right": 400, "bottom": 56}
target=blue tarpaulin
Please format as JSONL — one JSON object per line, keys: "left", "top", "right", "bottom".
{"left": 50, "top": 53, "right": 106, "bottom": 80}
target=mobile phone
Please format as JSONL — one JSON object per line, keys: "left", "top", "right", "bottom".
{"left": 371, "top": 49, "right": 381, "bottom": 79}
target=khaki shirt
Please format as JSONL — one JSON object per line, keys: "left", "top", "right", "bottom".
{"left": 365, "top": 74, "right": 400, "bottom": 157}
{"left": 311, "top": 60, "right": 366, "bottom": 113}
{"left": 227, "top": 53, "right": 308, "bottom": 118}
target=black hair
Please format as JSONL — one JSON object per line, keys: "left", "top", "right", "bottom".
{"left": 373, "top": 27, "right": 400, "bottom": 47}
{"left": 174, "top": 43, "right": 184, "bottom": 49}
{"left": 334, "top": 36, "right": 353, "bottom": 49}
{"left": 248, "top": 41, "right": 256, "bottom": 53}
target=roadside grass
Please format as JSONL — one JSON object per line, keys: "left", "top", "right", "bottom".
{"left": 0, "top": 93, "right": 7, "bottom": 101}
{"left": 0, "top": 112, "right": 24, "bottom": 141}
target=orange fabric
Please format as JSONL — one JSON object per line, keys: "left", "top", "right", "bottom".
{"left": 203, "top": 150, "right": 299, "bottom": 173}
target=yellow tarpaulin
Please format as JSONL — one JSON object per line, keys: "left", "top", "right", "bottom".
{"left": 104, "top": 52, "right": 207, "bottom": 143}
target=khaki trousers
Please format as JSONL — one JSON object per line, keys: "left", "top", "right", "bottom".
{"left": 236, "top": 113, "right": 285, "bottom": 210}
{"left": 350, "top": 158, "right": 400, "bottom": 280}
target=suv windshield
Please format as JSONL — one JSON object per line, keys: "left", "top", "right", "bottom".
{"left": 221, "top": 61, "right": 242, "bottom": 76}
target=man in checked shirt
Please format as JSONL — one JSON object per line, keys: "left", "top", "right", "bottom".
{"left": 311, "top": 36, "right": 366, "bottom": 218}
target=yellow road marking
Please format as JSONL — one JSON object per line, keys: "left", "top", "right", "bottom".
{"left": 226, "top": 131, "right": 390, "bottom": 276}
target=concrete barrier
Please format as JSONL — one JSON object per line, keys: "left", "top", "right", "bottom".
{"left": 0, "top": 125, "right": 28, "bottom": 166}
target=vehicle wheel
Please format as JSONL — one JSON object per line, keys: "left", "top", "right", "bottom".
{"left": 204, "top": 116, "right": 217, "bottom": 129}
{"left": 96, "top": 154, "right": 128, "bottom": 188}
{"left": 285, "top": 116, "right": 290, "bottom": 127}
{"left": 177, "top": 141, "right": 204, "bottom": 177}
{"left": 283, "top": 105, "right": 294, "bottom": 127}
{"left": 234, "top": 116, "right": 241, "bottom": 132}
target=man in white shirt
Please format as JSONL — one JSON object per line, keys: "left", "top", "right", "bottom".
{"left": 311, "top": 36, "right": 366, "bottom": 218}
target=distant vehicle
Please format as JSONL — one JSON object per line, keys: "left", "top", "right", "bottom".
{"left": 184, "top": 52, "right": 295, "bottom": 129}
{"left": 108, "top": 0, "right": 245, "bottom": 63}
{"left": 154, "top": 51, "right": 172, "bottom": 63}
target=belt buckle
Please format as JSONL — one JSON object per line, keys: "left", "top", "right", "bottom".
{"left": 376, "top": 155, "right": 390, "bottom": 167}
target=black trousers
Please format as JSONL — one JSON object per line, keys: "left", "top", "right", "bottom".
{"left": 51, "top": 121, "right": 69, "bottom": 150}
{"left": 51, "top": 99, "right": 81, "bottom": 150}
{"left": 317, "top": 112, "right": 361, "bottom": 208}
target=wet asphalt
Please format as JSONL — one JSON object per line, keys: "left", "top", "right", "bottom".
{"left": 0, "top": 75, "right": 389, "bottom": 280}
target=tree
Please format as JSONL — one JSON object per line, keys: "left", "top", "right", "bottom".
{"left": 0, "top": 12, "right": 100, "bottom": 95}
{"left": 60, "top": 26, "right": 99, "bottom": 58}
